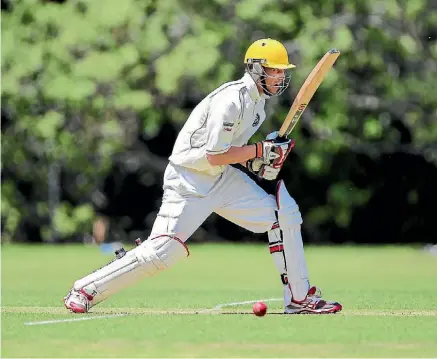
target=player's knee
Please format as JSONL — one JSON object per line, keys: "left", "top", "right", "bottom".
{"left": 280, "top": 205, "right": 302, "bottom": 226}
{"left": 272, "top": 204, "right": 302, "bottom": 229}
{"left": 269, "top": 207, "right": 302, "bottom": 234}
{"left": 138, "top": 235, "right": 189, "bottom": 271}
{"left": 276, "top": 180, "right": 303, "bottom": 226}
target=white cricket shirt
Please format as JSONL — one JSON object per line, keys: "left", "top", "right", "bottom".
{"left": 166, "top": 72, "right": 267, "bottom": 195}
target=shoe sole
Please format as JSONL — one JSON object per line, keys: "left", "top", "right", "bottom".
{"left": 284, "top": 303, "right": 342, "bottom": 315}
{"left": 66, "top": 302, "right": 87, "bottom": 313}
{"left": 63, "top": 297, "right": 88, "bottom": 314}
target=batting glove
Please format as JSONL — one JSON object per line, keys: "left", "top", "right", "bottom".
{"left": 255, "top": 131, "right": 295, "bottom": 167}
{"left": 246, "top": 159, "right": 281, "bottom": 181}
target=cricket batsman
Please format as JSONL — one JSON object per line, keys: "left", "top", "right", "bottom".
{"left": 64, "top": 38, "right": 342, "bottom": 315}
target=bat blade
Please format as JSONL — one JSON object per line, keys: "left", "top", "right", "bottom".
{"left": 278, "top": 49, "right": 340, "bottom": 137}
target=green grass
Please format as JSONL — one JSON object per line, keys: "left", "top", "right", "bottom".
{"left": 2, "top": 243, "right": 437, "bottom": 357}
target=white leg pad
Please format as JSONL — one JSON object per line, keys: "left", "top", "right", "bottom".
{"left": 73, "top": 235, "right": 189, "bottom": 308}
{"left": 276, "top": 180, "right": 310, "bottom": 303}
{"left": 267, "top": 224, "right": 286, "bottom": 277}
{"left": 267, "top": 224, "right": 293, "bottom": 307}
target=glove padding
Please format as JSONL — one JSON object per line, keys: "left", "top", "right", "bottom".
{"left": 247, "top": 158, "right": 281, "bottom": 181}
{"left": 255, "top": 132, "right": 295, "bottom": 167}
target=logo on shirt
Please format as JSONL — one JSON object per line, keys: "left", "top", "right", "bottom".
{"left": 252, "top": 113, "right": 260, "bottom": 127}
{"left": 223, "top": 121, "right": 234, "bottom": 132}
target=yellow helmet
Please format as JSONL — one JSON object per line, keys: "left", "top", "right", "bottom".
{"left": 244, "top": 38, "right": 296, "bottom": 69}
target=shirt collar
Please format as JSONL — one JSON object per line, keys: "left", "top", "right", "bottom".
{"left": 242, "top": 72, "right": 263, "bottom": 102}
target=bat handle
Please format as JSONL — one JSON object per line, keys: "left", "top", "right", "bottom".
{"left": 276, "top": 135, "right": 288, "bottom": 143}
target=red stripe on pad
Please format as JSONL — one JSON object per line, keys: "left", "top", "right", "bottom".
{"left": 271, "top": 222, "right": 280, "bottom": 230}
{"left": 269, "top": 244, "right": 284, "bottom": 253}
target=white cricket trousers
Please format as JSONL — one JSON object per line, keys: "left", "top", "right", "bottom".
{"left": 150, "top": 164, "right": 277, "bottom": 242}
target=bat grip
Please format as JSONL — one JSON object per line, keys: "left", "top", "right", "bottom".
{"left": 275, "top": 135, "right": 288, "bottom": 143}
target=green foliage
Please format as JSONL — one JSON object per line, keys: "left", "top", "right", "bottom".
{"left": 1, "top": 0, "right": 436, "bottom": 242}
{"left": 1, "top": 181, "right": 22, "bottom": 243}
{"left": 52, "top": 203, "right": 95, "bottom": 237}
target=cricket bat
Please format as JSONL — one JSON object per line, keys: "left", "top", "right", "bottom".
{"left": 278, "top": 48, "right": 340, "bottom": 138}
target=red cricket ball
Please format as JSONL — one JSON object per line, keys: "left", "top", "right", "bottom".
{"left": 252, "top": 301, "right": 268, "bottom": 317}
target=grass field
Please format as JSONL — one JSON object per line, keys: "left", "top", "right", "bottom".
{"left": 1, "top": 243, "right": 436, "bottom": 358}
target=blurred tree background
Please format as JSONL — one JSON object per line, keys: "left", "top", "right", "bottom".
{"left": 2, "top": 0, "right": 436, "bottom": 245}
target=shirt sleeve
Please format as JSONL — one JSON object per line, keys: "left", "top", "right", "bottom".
{"left": 205, "top": 95, "right": 240, "bottom": 155}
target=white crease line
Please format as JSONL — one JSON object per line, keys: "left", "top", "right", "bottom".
{"left": 198, "top": 297, "right": 282, "bottom": 313}
{"left": 24, "top": 313, "right": 127, "bottom": 326}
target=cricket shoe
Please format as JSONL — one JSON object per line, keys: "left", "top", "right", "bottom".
{"left": 284, "top": 291, "right": 342, "bottom": 315}
{"left": 64, "top": 288, "right": 93, "bottom": 313}
{"left": 307, "top": 285, "right": 322, "bottom": 298}
{"left": 307, "top": 285, "right": 339, "bottom": 306}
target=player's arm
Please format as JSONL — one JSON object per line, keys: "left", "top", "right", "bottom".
{"left": 207, "top": 145, "right": 257, "bottom": 166}
{"left": 207, "top": 137, "right": 288, "bottom": 166}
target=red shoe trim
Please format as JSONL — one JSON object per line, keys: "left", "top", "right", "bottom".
{"left": 69, "top": 302, "right": 87, "bottom": 313}
{"left": 308, "top": 286, "right": 316, "bottom": 295}
{"left": 291, "top": 295, "right": 307, "bottom": 304}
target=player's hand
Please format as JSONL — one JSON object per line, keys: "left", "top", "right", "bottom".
{"left": 257, "top": 164, "right": 281, "bottom": 181}
{"left": 266, "top": 131, "right": 295, "bottom": 168}
{"left": 255, "top": 132, "right": 295, "bottom": 167}
{"left": 258, "top": 165, "right": 281, "bottom": 181}
{"left": 246, "top": 158, "right": 264, "bottom": 174}
{"left": 246, "top": 158, "right": 281, "bottom": 181}
{"left": 255, "top": 140, "right": 281, "bottom": 164}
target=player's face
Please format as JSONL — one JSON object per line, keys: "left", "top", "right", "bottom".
{"left": 263, "top": 67, "right": 286, "bottom": 95}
